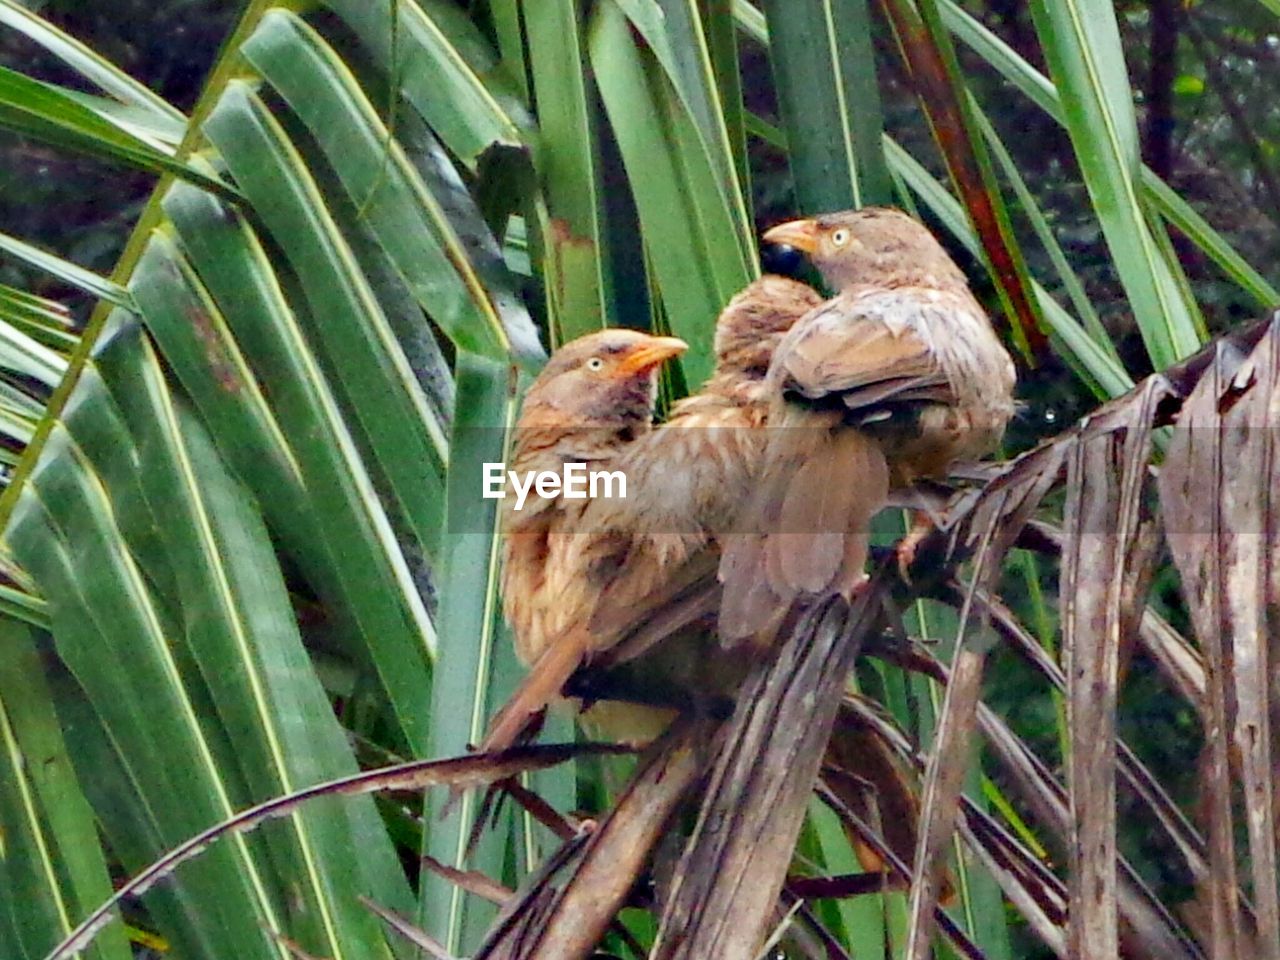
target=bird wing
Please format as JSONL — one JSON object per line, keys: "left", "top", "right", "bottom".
{"left": 483, "top": 411, "right": 749, "bottom": 753}
{"left": 774, "top": 289, "right": 958, "bottom": 415}
{"left": 588, "top": 548, "right": 721, "bottom": 663}
{"left": 581, "top": 403, "right": 758, "bottom": 649}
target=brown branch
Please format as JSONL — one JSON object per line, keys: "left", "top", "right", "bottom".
{"left": 482, "top": 715, "right": 717, "bottom": 960}
{"left": 650, "top": 589, "right": 883, "bottom": 960}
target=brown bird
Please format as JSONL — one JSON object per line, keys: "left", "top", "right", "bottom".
{"left": 483, "top": 276, "right": 822, "bottom": 752}
{"left": 719, "top": 207, "right": 1017, "bottom": 642}
{"left": 496, "top": 328, "right": 688, "bottom": 748}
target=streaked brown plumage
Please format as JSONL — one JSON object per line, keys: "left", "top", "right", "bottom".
{"left": 719, "top": 207, "right": 1017, "bottom": 642}
{"left": 569, "top": 275, "right": 830, "bottom": 739}
{"left": 496, "top": 329, "right": 687, "bottom": 749}
{"left": 582, "top": 277, "right": 828, "bottom": 623}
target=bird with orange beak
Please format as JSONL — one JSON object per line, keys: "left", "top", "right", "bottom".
{"left": 720, "top": 207, "right": 1017, "bottom": 641}
{"left": 486, "top": 281, "right": 823, "bottom": 751}
{"left": 498, "top": 329, "right": 688, "bottom": 737}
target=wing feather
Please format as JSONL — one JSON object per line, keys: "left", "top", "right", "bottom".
{"left": 775, "top": 290, "right": 956, "bottom": 415}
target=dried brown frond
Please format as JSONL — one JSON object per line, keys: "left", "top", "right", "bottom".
{"left": 651, "top": 590, "right": 881, "bottom": 959}
{"left": 1161, "top": 318, "right": 1280, "bottom": 954}
{"left": 476, "top": 716, "right": 716, "bottom": 960}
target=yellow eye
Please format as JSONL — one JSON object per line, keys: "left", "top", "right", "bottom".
{"left": 830, "top": 228, "right": 851, "bottom": 247}
{"left": 585, "top": 357, "right": 605, "bottom": 371}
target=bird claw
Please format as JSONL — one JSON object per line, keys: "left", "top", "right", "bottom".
{"left": 894, "top": 513, "right": 936, "bottom": 585}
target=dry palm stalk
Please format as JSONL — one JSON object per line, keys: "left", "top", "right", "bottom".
{"left": 1012, "top": 518, "right": 1208, "bottom": 711}
{"left": 1019, "top": 515, "right": 1210, "bottom": 707}
{"left": 1162, "top": 319, "right": 1280, "bottom": 957}
{"left": 958, "top": 801, "right": 1068, "bottom": 956}
{"left": 895, "top": 430, "right": 1057, "bottom": 957}
{"left": 476, "top": 714, "right": 717, "bottom": 960}
{"left": 473, "top": 825, "right": 592, "bottom": 959}
{"left": 1061, "top": 375, "right": 1164, "bottom": 958}
{"left": 972, "top": 591, "right": 1210, "bottom": 893}
{"left": 1162, "top": 342, "right": 1248, "bottom": 959}
{"left": 1139, "top": 608, "right": 1207, "bottom": 713}
{"left": 423, "top": 855, "right": 516, "bottom": 906}
{"left": 903, "top": 503, "right": 1006, "bottom": 960}
{"left": 870, "top": 634, "right": 1204, "bottom": 960}
{"left": 650, "top": 589, "right": 882, "bottom": 960}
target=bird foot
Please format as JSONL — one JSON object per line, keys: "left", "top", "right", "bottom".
{"left": 894, "top": 512, "right": 936, "bottom": 585}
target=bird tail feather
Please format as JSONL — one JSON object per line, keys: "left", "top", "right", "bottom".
{"left": 718, "top": 424, "right": 888, "bottom": 645}
{"left": 478, "top": 625, "right": 593, "bottom": 756}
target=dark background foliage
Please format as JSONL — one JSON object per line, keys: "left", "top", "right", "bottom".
{"left": 0, "top": 0, "right": 235, "bottom": 319}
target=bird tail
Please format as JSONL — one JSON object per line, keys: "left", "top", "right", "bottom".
{"left": 719, "top": 423, "right": 889, "bottom": 645}
{"left": 477, "top": 625, "right": 593, "bottom": 756}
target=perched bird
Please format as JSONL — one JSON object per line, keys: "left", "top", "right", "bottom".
{"left": 483, "top": 276, "right": 823, "bottom": 751}
{"left": 719, "top": 207, "right": 1017, "bottom": 642}
{"left": 496, "top": 328, "right": 688, "bottom": 747}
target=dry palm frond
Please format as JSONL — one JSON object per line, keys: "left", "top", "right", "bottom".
{"left": 651, "top": 591, "right": 881, "bottom": 959}
{"left": 475, "top": 715, "right": 717, "bottom": 960}
{"left": 1160, "top": 321, "right": 1280, "bottom": 956}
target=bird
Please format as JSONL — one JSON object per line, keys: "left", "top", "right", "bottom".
{"left": 495, "top": 328, "right": 688, "bottom": 750}
{"left": 718, "top": 207, "right": 1017, "bottom": 643}
{"left": 482, "top": 276, "right": 823, "bottom": 752}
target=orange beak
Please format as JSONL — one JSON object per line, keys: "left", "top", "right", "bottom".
{"left": 615, "top": 336, "right": 688, "bottom": 376}
{"left": 763, "top": 218, "right": 822, "bottom": 253}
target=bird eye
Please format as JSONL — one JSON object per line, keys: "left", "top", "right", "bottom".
{"left": 830, "top": 228, "right": 851, "bottom": 246}
{"left": 585, "top": 357, "right": 605, "bottom": 371}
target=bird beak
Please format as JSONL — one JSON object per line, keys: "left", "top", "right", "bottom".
{"left": 763, "top": 218, "right": 822, "bottom": 253}
{"left": 615, "top": 336, "right": 688, "bottom": 376}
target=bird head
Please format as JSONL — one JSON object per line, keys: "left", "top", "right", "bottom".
{"left": 713, "top": 276, "right": 823, "bottom": 381}
{"left": 763, "top": 207, "right": 967, "bottom": 292}
{"left": 520, "top": 329, "right": 688, "bottom": 435}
